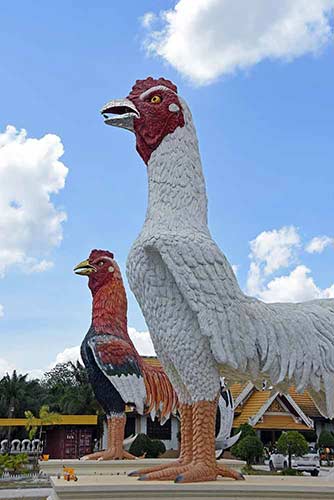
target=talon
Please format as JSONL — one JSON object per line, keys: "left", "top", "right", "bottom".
{"left": 138, "top": 475, "right": 147, "bottom": 480}
{"left": 175, "top": 474, "right": 184, "bottom": 483}
{"left": 128, "top": 470, "right": 139, "bottom": 477}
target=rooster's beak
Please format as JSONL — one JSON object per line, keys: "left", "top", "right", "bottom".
{"left": 100, "top": 98, "right": 139, "bottom": 132}
{"left": 73, "top": 259, "right": 96, "bottom": 276}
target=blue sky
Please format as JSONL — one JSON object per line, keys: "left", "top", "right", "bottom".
{"left": 0, "top": 1, "right": 333, "bottom": 376}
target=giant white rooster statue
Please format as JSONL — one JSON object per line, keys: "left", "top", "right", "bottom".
{"left": 101, "top": 77, "right": 334, "bottom": 483}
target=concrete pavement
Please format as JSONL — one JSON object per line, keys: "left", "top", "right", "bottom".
{"left": 0, "top": 488, "right": 52, "bottom": 499}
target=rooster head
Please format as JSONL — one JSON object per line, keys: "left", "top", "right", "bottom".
{"left": 74, "top": 249, "right": 121, "bottom": 295}
{"left": 101, "top": 77, "right": 185, "bottom": 164}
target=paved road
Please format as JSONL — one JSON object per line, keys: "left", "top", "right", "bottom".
{"left": 255, "top": 464, "right": 332, "bottom": 477}
{"left": 0, "top": 488, "right": 52, "bottom": 499}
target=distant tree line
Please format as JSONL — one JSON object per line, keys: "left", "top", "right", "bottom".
{"left": 0, "top": 362, "right": 102, "bottom": 440}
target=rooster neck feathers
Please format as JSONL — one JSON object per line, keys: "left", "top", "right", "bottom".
{"left": 145, "top": 99, "right": 209, "bottom": 233}
{"left": 92, "top": 279, "right": 128, "bottom": 336}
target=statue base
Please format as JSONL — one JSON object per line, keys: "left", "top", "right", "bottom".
{"left": 40, "top": 458, "right": 245, "bottom": 477}
{"left": 49, "top": 472, "right": 334, "bottom": 500}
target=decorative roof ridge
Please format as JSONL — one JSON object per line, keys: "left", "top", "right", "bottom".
{"left": 233, "top": 382, "right": 254, "bottom": 409}
{"left": 248, "top": 392, "right": 279, "bottom": 427}
{"left": 282, "top": 393, "right": 314, "bottom": 429}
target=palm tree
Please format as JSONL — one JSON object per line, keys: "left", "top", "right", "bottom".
{"left": 43, "top": 361, "right": 102, "bottom": 415}
{"left": 0, "top": 371, "right": 28, "bottom": 416}
{"left": 0, "top": 370, "right": 47, "bottom": 447}
{"left": 0, "top": 371, "right": 29, "bottom": 445}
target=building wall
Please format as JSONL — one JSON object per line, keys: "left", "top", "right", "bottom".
{"left": 137, "top": 415, "right": 179, "bottom": 451}
{"left": 102, "top": 414, "right": 179, "bottom": 452}
{"left": 314, "top": 419, "right": 334, "bottom": 438}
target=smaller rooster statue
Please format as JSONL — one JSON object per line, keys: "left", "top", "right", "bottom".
{"left": 74, "top": 249, "right": 177, "bottom": 460}
{"left": 74, "top": 249, "right": 239, "bottom": 462}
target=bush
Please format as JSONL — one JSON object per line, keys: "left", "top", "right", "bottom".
{"left": 129, "top": 433, "right": 166, "bottom": 458}
{"left": 0, "top": 453, "right": 29, "bottom": 473}
{"left": 276, "top": 431, "right": 308, "bottom": 469}
{"left": 234, "top": 423, "right": 256, "bottom": 440}
{"left": 231, "top": 435, "right": 264, "bottom": 465}
{"left": 281, "top": 468, "right": 302, "bottom": 476}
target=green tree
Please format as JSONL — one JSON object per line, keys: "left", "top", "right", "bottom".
{"left": 42, "top": 362, "right": 101, "bottom": 415}
{"left": 24, "top": 405, "right": 61, "bottom": 466}
{"left": 234, "top": 423, "right": 256, "bottom": 439}
{"left": 276, "top": 431, "right": 309, "bottom": 469}
{"left": 0, "top": 371, "right": 46, "bottom": 444}
{"left": 25, "top": 405, "right": 61, "bottom": 440}
{"left": 231, "top": 423, "right": 256, "bottom": 458}
{"left": 231, "top": 434, "right": 264, "bottom": 466}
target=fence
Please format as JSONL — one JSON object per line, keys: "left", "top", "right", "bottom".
{"left": 0, "top": 438, "right": 43, "bottom": 455}
{"left": 0, "top": 470, "right": 41, "bottom": 481}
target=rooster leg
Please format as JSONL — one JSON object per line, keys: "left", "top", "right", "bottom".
{"left": 130, "top": 403, "right": 193, "bottom": 479}
{"left": 175, "top": 399, "right": 244, "bottom": 483}
{"left": 81, "top": 415, "right": 137, "bottom": 461}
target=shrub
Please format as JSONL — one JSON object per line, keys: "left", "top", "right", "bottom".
{"left": 0, "top": 453, "right": 29, "bottom": 473}
{"left": 129, "top": 433, "right": 166, "bottom": 458}
{"left": 231, "top": 435, "right": 264, "bottom": 465}
{"left": 234, "top": 423, "right": 256, "bottom": 440}
{"left": 281, "top": 468, "right": 302, "bottom": 476}
{"left": 276, "top": 431, "right": 308, "bottom": 469}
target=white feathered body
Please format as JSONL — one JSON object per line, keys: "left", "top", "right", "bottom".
{"left": 127, "top": 99, "right": 334, "bottom": 418}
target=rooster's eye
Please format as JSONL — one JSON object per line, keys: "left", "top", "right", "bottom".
{"left": 98, "top": 261, "right": 104, "bottom": 267}
{"left": 150, "top": 95, "right": 162, "bottom": 104}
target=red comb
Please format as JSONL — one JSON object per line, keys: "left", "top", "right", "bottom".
{"left": 89, "top": 249, "right": 114, "bottom": 260}
{"left": 128, "top": 77, "right": 178, "bottom": 99}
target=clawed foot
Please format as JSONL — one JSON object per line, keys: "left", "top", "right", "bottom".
{"left": 81, "top": 449, "right": 137, "bottom": 461}
{"left": 131, "top": 461, "right": 192, "bottom": 481}
{"left": 175, "top": 463, "right": 245, "bottom": 483}
{"left": 130, "top": 461, "right": 244, "bottom": 482}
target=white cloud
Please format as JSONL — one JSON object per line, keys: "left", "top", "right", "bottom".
{"left": 247, "top": 226, "right": 300, "bottom": 294}
{"left": 142, "top": 0, "right": 333, "bottom": 84}
{"left": 0, "top": 304, "right": 3, "bottom": 318}
{"left": 247, "top": 226, "right": 334, "bottom": 302}
{"left": 48, "top": 346, "right": 82, "bottom": 370}
{"left": 0, "top": 357, "right": 15, "bottom": 377}
{"left": 305, "top": 235, "right": 334, "bottom": 254}
{"left": 0, "top": 125, "right": 68, "bottom": 278}
{"left": 259, "top": 265, "right": 334, "bottom": 302}
{"left": 140, "top": 12, "right": 156, "bottom": 28}
{"left": 128, "top": 327, "right": 156, "bottom": 356}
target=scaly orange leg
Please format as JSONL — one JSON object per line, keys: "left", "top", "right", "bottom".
{"left": 175, "top": 399, "right": 244, "bottom": 483}
{"left": 129, "top": 403, "right": 193, "bottom": 479}
{"left": 81, "top": 415, "right": 136, "bottom": 460}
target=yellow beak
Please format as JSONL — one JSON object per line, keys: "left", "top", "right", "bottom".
{"left": 73, "top": 259, "right": 95, "bottom": 276}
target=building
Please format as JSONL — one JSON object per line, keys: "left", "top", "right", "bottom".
{"left": 0, "top": 415, "right": 98, "bottom": 459}
{"left": 118, "top": 358, "right": 333, "bottom": 451}
{"left": 230, "top": 382, "right": 318, "bottom": 446}
{"left": 2, "top": 358, "right": 333, "bottom": 458}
